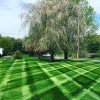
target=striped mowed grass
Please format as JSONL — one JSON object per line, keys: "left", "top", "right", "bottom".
{"left": 0, "top": 56, "right": 100, "bottom": 100}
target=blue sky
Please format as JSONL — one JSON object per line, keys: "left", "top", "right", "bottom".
{"left": 0, "top": 0, "right": 100, "bottom": 38}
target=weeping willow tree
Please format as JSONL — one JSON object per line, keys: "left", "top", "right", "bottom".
{"left": 59, "top": 0, "right": 97, "bottom": 59}
{"left": 22, "top": 0, "right": 60, "bottom": 61}
{"left": 21, "top": 0, "right": 97, "bottom": 61}
{"left": 48, "top": 0, "right": 87, "bottom": 60}
{"left": 22, "top": 1, "right": 47, "bottom": 50}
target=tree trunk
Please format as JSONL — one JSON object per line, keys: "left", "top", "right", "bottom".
{"left": 64, "top": 49, "right": 68, "bottom": 60}
{"left": 77, "top": 10, "right": 80, "bottom": 60}
{"left": 50, "top": 51, "right": 54, "bottom": 61}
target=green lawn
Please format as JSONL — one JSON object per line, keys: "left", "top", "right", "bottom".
{"left": 0, "top": 55, "right": 100, "bottom": 100}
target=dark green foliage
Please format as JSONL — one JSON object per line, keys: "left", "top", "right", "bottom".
{"left": 12, "top": 40, "right": 22, "bottom": 52}
{"left": 0, "top": 36, "right": 23, "bottom": 56}
{"left": 88, "top": 41, "right": 100, "bottom": 53}
{"left": 86, "top": 35, "right": 100, "bottom": 53}
{"left": 0, "top": 37, "right": 13, "bottom": 55}
{"left": 7, "top": 52, "right": 15, "bottom": 56}
{"left": 13, "top": 50, "right": 22, "bottom": 59}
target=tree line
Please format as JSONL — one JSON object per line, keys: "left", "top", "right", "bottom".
{"left": 0, "top": 35, "right": 22, "bottom": 56}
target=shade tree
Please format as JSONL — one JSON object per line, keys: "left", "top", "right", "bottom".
{"left": 22, "top": 0, "right": 97, "bottom": 61}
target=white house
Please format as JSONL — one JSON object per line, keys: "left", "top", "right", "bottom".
{"left": 0, "top": 48, "right": 4, "bottom": 55}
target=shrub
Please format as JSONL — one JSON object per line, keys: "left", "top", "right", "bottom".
{"left": 8, "top": 52, "right": 15, "bottom": 56}
{"left": 13, "top": 50, "right": 22, "bottom": 59}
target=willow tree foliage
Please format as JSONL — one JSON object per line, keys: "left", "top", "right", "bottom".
{"left": 21, "top": 0, "right": 97, "bottom": 61}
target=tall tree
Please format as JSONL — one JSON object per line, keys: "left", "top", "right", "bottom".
{"left": 21, "top": 0, "right": 97, "bottom": 61}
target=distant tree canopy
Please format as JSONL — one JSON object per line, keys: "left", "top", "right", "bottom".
{"left": 0, "top": 35, "right": 23, "bottom": 55}
{"left": 0, "top": 37, "right": 13, "bottom": 55}
{"left": 86, "top": 34, "right": 100, "bottom": 53}
{"left": 12, "top": 39, "right": 23, "bottom": 52}
{"left": 22, "top": 0, "right": 98, "bottom": 61}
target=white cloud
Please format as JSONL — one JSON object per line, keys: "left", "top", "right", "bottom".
{"left": 22, "top": 0, "right": 37, "bottom": 4}
{"left": 0, "top": 0, "right": 100, "bottom": 38}
{"left": 87, "top": 0, "right": 100, "bottom": 34}
{"left": 0, "top": 0, "right": 27, "bottom": 38}
{"left": 88, "top": 0, "right": 100, "bottom": 14}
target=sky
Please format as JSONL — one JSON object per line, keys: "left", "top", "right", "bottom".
{"left": 0, "top": 0, "right": 100, "bottom": 38}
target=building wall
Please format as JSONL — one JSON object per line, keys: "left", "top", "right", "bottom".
{"left": 0, "top": 48, "right": 3, "bottom": 55}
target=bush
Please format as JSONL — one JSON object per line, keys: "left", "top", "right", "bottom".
{"left": 13, "top": 50, "right": 22, "bottom": 59}
{"left": 7, "top": 52, "right": 15, "bottom": 56}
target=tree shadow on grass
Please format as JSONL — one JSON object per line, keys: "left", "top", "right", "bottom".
{"left": 37, "top": 56, "right": 68, "bottom": 63}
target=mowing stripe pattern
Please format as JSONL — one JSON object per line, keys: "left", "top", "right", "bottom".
{"left": 0, "top": 57, "right": 100, "bottom": 100}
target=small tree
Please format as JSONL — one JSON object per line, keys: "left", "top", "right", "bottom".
{"left": 13, "top": 50, "right": 22, "bottom": 59}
